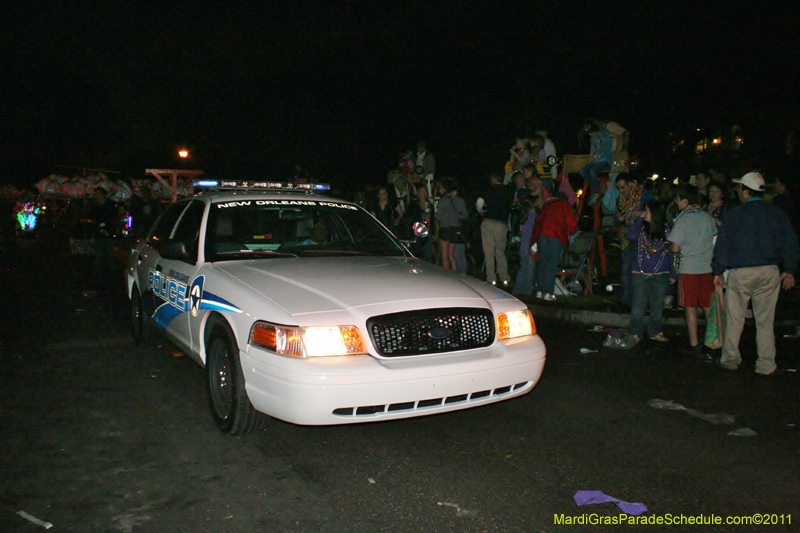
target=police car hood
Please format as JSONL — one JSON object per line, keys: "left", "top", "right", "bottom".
{"left": 213, "top": 256, "right": 502, "bottom": 316}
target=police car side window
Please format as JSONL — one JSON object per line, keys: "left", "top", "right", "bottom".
{"left": 173, "top": 201, "right": 205, "bottom": 244}
{"left": 148, "top": 201, "right": 188, "bottom": 248}
{"left": 171, "top": 201, "right": 206, "bottom": 260}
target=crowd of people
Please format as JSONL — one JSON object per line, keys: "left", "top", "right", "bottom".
{"left": 369, "top": 136, "right": 582, "bottom": 296}
{"left": 368, "top": 134, "right": 799, "bottom": 377}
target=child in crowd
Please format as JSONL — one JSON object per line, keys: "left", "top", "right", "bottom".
{"left": 627, "top": 200, "right": 676, "bottom": 343}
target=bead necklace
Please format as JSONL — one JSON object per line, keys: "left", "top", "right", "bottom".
{"left": 616, "top": 182, "right": 645, "bottom": 223}
{"left": 617, "top": 182, "right": 645, "bottom": 250}
{"left": 637, "top": 224, "right": 670, "bottom": 277}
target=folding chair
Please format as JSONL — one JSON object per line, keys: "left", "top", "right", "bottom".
{"left": 556, "top": 231, "right": 597, "bottom": 295}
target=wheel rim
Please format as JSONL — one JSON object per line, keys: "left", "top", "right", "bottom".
{"left": 209, "top": 337, "right": 233, "bottom": 420}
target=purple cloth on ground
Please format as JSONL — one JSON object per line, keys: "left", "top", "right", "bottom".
{"left": 574, "top": 490, "right": 648, "bottom": 516}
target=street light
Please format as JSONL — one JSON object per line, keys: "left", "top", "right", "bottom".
{"left": 178, "top": 149, "right": 190, "bottom": 159}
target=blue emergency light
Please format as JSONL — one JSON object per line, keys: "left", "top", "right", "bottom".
{"left": 193, "top": 180, "right": 331, "bottom": 192}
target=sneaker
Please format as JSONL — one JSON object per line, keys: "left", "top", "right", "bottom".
{"left": 650, "top": 332, "right": 668, "bottom": 342}
{"left": 586, "top": 193, "right": 601, "bottom": 206}
{"left": 715, "top": 359, "right": 738, "bottom": 372}
{"left": 535, "top": 291, "right": 543, "bottom": 299}
{"left": 543, "top": 293, "right": 556, "bottom": 301}
{"left": 691, "top": 343, "right": 704, "bottom": 355}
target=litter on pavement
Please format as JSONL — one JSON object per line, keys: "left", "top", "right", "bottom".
{"left": 574, "top": 490, "right": 647, "bottom": 516}
{"left": 16, "top": 510, "right": 53, "bottom": 529}
{"left": 728, "top": 428, "right": 757, "bottom": 437}
{"left": 580, "top": 348, "right": 598, "bottom": 354}
{"left": 647, "top": 399, "right": 735, "bottom": 425}
{"left": 437, "top": 501, "right": 478, "bottom": 518}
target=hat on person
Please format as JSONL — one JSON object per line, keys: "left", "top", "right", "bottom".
{"left": 417, "top": 141, "right": 426, "bottom": 149}
{"left": 733, "top": 171, "right": 766, "bottom": 191}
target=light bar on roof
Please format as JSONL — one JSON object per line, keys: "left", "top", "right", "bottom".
{"left": 193, "top": 180, "right": 330, "bottom": 191}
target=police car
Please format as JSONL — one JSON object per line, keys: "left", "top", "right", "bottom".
{"left": 127, "top": 180, "right": 546, "bottom": 434}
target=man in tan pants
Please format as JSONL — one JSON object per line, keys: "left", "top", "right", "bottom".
{"left": 711, "top": 172, "right": 799, "bottom": 376}
{"left": 477, "top": 173, "right": 514, "bottom": 286}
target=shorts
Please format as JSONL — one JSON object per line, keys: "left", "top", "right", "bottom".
{"left": 677, "top": 272, "right": 714, "bottom": 309}
{"left": 438, "top": 226, "right": 463, "bottom": 243}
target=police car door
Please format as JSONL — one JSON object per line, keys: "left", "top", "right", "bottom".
{"left": 151, "top": 200, "right": 206, "bottom": 353}
{"left": 135, "top": 201, "right": 189, "bottom": 321}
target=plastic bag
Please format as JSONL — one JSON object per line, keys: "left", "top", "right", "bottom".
{"left": 603, "top": 329, "right": 638, "bottom": 350}
{"left": 601, "top": 175, "right": 620, "bottom": 214}
{"left": 704, "top": 285, "right": 726, "bottom": 350}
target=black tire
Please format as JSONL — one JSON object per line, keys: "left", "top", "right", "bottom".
{"left": 205, "top": 317, "right": 266, "bottom": 435}
{"left": 130, "top": 285, "right": 150, "bottom": 345}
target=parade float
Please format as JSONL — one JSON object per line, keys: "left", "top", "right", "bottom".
{"left": 28, "top": 169, "right": 204, "bottom": 254}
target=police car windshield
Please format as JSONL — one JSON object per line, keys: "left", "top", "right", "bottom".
{"left": 206, "top": 200, "right": 407, "bottom": 261}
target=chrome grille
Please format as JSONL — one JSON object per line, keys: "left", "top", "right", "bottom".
{"left": 367, "top": 308, "right": 494, "bottom": 357}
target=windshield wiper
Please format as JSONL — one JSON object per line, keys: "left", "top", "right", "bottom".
{"left": 214, "top": 249, "right": 298, "bottom": 259}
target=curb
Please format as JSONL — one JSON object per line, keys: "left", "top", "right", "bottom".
{"left": 526, "top": 303, "right": 800, "bottom": 330}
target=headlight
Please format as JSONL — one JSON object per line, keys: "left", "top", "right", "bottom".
{"left": 497, "top": 310, "right": 536, "bottom": 340}
{"left": 249, "top": 322, "right": 366, "bottom": 357}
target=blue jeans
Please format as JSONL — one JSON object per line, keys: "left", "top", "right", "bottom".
{"left": 535, "top": 235, "right": 563, "bottom": 295}
{"left": 513, "top": 249, "right": 536, "bottom": 296}
{"left": 620, "top": 243, "right": 636, "bottom": 307}
{"left": 630, "top": 273, "right": 670, "bottom": 338}
{"left": 579, "top": 161, "right": 610, "bottom": 193}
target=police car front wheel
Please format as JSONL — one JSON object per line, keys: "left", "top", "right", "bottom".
{"left": 205, "top": 317, "right": 266, "bottom": 435}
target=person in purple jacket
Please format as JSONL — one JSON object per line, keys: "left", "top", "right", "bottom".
{"left": 615, "top": 174, "right": 656, "bottom": 308}
{"left": 627, "top": 200, "right": 676, "bottom": 344}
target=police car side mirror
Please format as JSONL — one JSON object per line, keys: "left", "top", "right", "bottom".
{"left": 413, "top": 222, "right": 429, "bottom": 239}
{"left": 160, "top": 239, "right": 192, "bottom": 262}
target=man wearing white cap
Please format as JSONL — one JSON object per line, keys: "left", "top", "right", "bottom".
{"left": 712, "top": 171, "right": 800, "bottom": 376}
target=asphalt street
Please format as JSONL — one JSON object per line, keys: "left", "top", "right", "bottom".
{"left": 1, "top": 235, "right": 799, "bottom": 532}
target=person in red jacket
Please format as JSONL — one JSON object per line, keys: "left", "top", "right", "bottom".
{"left": 528, "top": 179, "right": 579, "bottom": 300}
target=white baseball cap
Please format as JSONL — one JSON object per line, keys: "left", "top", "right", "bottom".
{"left": 733, "top": 171, "right": 766, "bottom": 191}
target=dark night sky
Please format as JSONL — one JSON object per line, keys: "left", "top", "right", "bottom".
{"left": 1, "top": 2, "right": 798, "bottom": 190}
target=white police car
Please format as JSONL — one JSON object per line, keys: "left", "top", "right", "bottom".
{"left": 127, "top": 180, "right": 546, "bottom": 434}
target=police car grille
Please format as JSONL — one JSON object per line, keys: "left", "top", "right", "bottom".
{"left": 368, "top": 308, "right": 494, "bottom": 357}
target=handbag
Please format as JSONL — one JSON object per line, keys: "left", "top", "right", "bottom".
{"left": 704, "top": 285, "right": 726, "bottom": 350}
